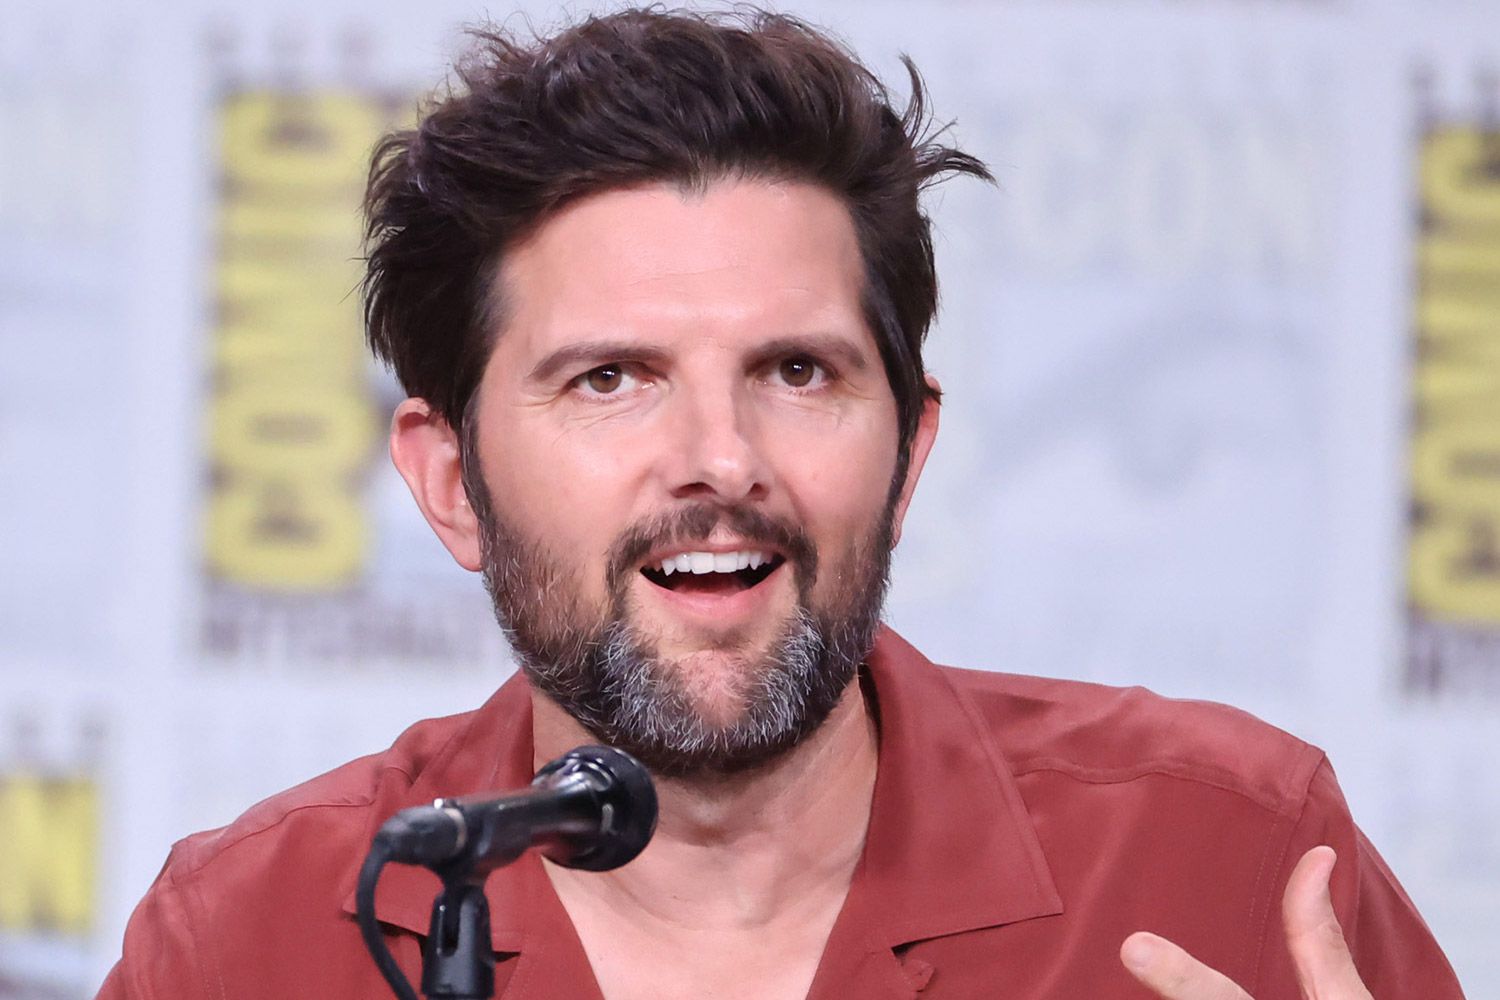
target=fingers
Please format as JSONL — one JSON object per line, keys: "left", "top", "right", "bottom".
{"left": 1281, "top": 846, "right": 1374, "bottom": 1000}
{"left": 1120, "top": 931, "right": 1253, "bottom": 1000}
{"left": 1120, "top": 847, "right": 1374, "bottom": 1000}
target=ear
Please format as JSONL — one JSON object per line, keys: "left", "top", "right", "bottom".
{"left": 889, "top": 375, "right": 941, "bottom": 547}
{"left": 389, "top": 397, "right": 484, "bottom": 572}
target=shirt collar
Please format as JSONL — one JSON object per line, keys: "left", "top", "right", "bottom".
{"left": 842, "top": 626, "right": 1062, "bottom": 947}
{"left": 340, "top": 626, "right": 1062, "bottom": 954}
{"left": 339, "top": 673, "right": 554, "bottom": 953}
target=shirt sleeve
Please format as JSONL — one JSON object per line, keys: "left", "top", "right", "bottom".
{"left": 95, "top": 855, "right": 212, "bottom": 1000}
{"left": 1251, "top": 755, "right": 1467, "bottom": 998}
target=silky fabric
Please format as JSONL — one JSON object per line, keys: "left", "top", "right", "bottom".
{"left": 98, "top": 628, "right": 1464, "bottom": 998}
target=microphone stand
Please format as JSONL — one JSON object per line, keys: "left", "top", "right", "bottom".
{"left": 356, "top": 746, "right": 657, "bottom": 1000}
{"left": 356, "top": 832, "right": 505, "bottom": 1000}
{"left": 416, "top": 788, "right": 563, "bottom": 1000}
{"left": 421, "top": 871, "right": 495, "bottom": 1000}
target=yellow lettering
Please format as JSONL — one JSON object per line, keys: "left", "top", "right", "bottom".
{"left": 1418, "top": 234, "right": 1500, "bottom": 277}
{"left": 1408, "top": 126, "right": 1500, "bottom": 628}
{"left": 1412, "top": 424, "right": 1500, "bottom": 509}
{"left": 211, "top": 385, "right": 373, "bottom": 478}
{"left": 208, "top": 481, "right": 368, "bottom": 588}
{"left": 1410, "top": 508, "right": 1500, "bottom": 622}
{"left": 219, "top": 93, "right": 382, "bottom": 189}
{"left": 219, "top": 199, "right": 365, "bottom": 242}
{"left": 1416, "top": 384, "right": 1500, "bottom": 426}
{"left": 0, "top": 775, "right": 96, "bottom": 934}
{"left": 205, "top": 92, "right": 388, "bottom": 590}
{"left": 1421, "top": 128, "right": 1500, "bottom": 228}
{"left": 1419, "top": 296, "right": 1500, "bottom": 344}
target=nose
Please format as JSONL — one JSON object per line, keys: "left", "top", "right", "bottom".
{"left": 663, "top": 380, "right": 770, "bottom": 504}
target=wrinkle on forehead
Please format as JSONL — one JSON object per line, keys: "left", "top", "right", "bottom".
{"left": 513, "top": 179, "right": 859, "bottom": 283}
{"left": 496, "top": 179, "right": 864, "bottom": 344}
{"left": 484, "top": 176, "right": 860, "bottom": 336}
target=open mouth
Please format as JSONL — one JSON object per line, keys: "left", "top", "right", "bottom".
{"left": 640, "top": 550, "right": 787, "bottom": 595}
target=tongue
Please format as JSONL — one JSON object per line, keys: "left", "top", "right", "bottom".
{"left": 670, "top": 572, "right": 745, "bottom": 595}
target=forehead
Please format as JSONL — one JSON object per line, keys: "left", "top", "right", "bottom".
{"left": 494, "top": 179, "right": 868, "bottom": 355}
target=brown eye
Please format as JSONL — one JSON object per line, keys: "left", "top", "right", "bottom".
{"left": 779, "top": 357, "right": 818, "bottom": 388}
{"left": 585, "top": 365, "right": 623, "bottom": 393}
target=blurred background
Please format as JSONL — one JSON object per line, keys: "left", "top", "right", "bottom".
{"left": 2, "top": 0, "right": 1497, "bottom": 995}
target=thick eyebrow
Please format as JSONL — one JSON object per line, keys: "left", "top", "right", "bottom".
{"left": 527, "top": 341, "right": 673, "bottom": 384}
{"left": 747, "top": 334, "right": 873, "bottom": 375}
{"left": 526, "top": 332, "right": 874, "bottom": 385}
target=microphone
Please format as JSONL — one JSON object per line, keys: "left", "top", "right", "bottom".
{"left": 373, "top": 745, "right": 657, "bottom": 876}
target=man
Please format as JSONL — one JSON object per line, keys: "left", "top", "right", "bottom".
{"left": 101, "top": 9, "right": 1463, "bottom": 999}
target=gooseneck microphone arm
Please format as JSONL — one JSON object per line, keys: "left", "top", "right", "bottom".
{"left": 356, "top": 745, "right": 658, "bottom": 1000}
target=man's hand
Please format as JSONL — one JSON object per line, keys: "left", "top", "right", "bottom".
{"left": 1119, "top": 846, "right": 1375, "bottom": 999}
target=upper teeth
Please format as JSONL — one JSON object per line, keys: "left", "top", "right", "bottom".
{"left": 657, "top": 550, "right": 773, "bottom": 575}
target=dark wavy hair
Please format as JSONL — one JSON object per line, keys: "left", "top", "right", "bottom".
{"left": 362, "top": 7, "right": 989, "bottom": 465}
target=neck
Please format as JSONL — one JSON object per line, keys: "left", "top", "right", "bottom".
{"left": 530, "top": 675, "right": 879, "bottom": 930}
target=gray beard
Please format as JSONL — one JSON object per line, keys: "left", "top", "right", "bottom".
{"left": 471, "top": 498, "right": 891, "bottom": 779}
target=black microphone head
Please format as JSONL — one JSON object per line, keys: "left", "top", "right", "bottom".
{"left": 535, "top": 745, "right": 658, "bottom": 872}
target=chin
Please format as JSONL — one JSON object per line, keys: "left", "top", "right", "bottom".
{"left": 661, "top": 647, "right": 765, "bottom": 718}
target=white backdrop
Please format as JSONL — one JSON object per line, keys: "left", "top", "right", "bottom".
{"left": 1, "top": 1, "right": 1496, "bottom": 996}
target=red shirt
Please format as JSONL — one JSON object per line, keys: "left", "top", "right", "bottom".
{"left": 99, "top": 628, "right": 1463, "bottom": 998}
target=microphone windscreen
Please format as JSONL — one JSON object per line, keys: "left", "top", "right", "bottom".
{"left": 538, "top": 745, "right": 658, "bottom": 871}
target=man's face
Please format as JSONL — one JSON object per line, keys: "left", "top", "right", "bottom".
{"left": 461, "top": 179, "right": 918, "bottom": 776}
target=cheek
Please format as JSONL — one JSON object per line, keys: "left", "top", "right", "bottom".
{"left": 482, "top": 417, "right": 643, "bottom": 561}
{"left": 774, "top": 411, "right": 900, "bottom": 535}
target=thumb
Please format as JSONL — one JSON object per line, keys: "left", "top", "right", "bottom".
{"left": 1281, "top": 846, "right": 1373, "bottom": 999}
{"left": 1120, "top": 932, "right": 1251, "bottom": 999}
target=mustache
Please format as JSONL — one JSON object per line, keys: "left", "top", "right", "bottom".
{"left": 606, "top": 504, "right": 817, "bottom": 588}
